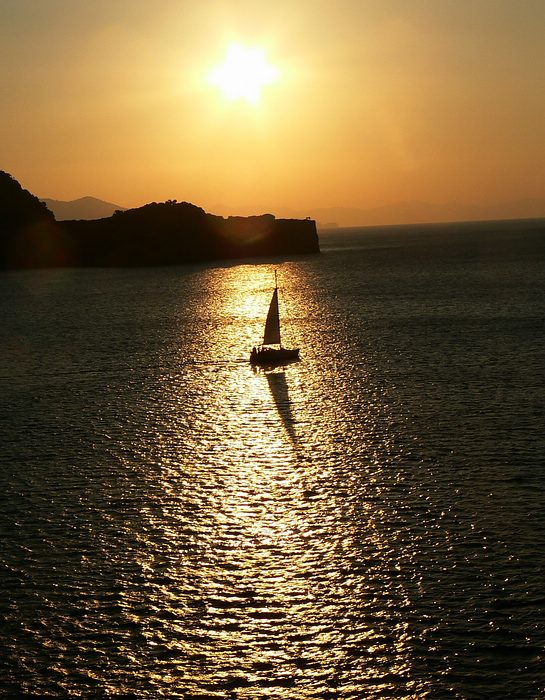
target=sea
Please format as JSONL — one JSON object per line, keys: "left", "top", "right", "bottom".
{"left": 1, "top": 221, "right": 544, "bottom": 699}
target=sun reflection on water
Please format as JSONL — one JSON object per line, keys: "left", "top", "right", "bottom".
{"left": 2, "top": 235, "right": 544, "bottom": 698}
{"left": 0, "top": 230, "right": 541, "bottom": 699}
{"left": 2, "top": 261, "right": 427, "bottom": 697}
{"left": 105, "top": 263, "right": 426, "bottom": 697}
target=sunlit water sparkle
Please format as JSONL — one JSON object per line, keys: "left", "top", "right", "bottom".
{"left": 1, "top": 224, "right": 544, "bottom": 698}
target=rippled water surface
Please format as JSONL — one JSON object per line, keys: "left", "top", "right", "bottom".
{"left": 1, "top": 224, "right": 545, "bottom": 698}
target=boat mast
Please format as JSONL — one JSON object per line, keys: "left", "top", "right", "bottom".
{"left": 262, "top": 270, "right": 282, "bottom": 348}
{"left": 275, "top": 270, "right": 281, "bottom": 348}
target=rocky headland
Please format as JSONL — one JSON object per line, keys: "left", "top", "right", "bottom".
{"left": 0, "top": 171, "right": 320, "bottom": 269}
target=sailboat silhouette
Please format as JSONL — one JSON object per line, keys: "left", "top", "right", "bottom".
{"left": 250, "top": 272, "right": 300, "bottom": 365}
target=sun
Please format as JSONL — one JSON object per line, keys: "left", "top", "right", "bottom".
{"left": 209, "top": 44, "right": 279, "bottom": 104}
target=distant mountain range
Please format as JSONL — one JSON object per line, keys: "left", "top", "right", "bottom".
{"left": 41, "top": 196, "right": 125, "bottom": 220}
{"left": 310, "top": 199, "right": 545, "bottom": 228}
{"left": 312, "top": 199, "right": 545, "bottom": 228}
{"left": 41, "top": 194, "right": 545, "bottom": 228}
{"left": 213, "top": 198, "right": 545, "bottom": 228}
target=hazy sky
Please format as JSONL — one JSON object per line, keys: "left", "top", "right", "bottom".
{"left": 1, "top": 0, "right": 544, "bottom": 220}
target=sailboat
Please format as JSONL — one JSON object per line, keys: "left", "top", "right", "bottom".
{"left": 250, "top": 272, "right": 300, "bottom": 365}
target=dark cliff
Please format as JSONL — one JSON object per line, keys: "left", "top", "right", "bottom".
{"left": 0, "top": 170, "right": 64, "bottom": 269}
{"left": 1, "top": 174, "right": 320, "bottom": 269}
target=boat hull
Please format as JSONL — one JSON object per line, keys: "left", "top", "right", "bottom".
{"left": 250, "top": 347, "right": 300, "bottom": 365}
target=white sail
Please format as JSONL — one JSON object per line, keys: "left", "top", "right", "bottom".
{"left": 263, "top": 287, "right": 281, "bottom": 346}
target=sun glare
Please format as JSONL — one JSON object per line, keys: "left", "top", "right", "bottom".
{"left": 209, "top": 44, "right": 279, "bottom": 104}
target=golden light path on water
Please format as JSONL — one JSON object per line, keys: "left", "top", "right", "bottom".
{"left": 2, "top": 228, "right": 545, "bottom": 698}
{"left": 107, "top": 264, "right": 423, "bottom": 698}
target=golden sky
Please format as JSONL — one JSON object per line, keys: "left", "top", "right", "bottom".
{"left": 1, "top": 0, "right": 544, "bottom": 223}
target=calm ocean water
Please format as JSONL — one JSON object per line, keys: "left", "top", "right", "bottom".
{"left": 1, "top": 223, "right": 544, "bottom": 698}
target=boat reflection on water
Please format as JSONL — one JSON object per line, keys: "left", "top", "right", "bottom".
{"left": 264, "top": 368, "right": 298, "bottom": 444}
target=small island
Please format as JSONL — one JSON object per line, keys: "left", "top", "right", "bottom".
{"left": 0, "top": 171, "right": 320, "bottom": 269}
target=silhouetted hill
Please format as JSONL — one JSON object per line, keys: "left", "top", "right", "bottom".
{"left": 62, "top": 203, "right": 319, "bottom": 267}
{"left": 42, "top": 196, "right": 125, "bottom": 220}
{"left": 0, "top": 174, "right": 319, "bottom": 269}
{"left": 0, "top": 170, "right": 66, "bottom": 268}
{"left": 0, "top": 171, "right": 54, "bottom": 228}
